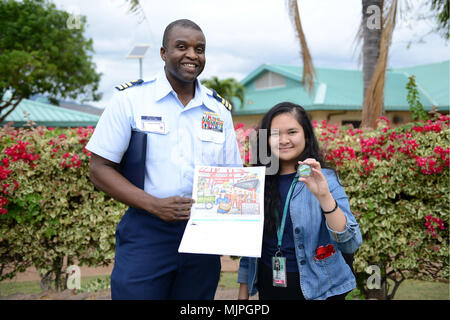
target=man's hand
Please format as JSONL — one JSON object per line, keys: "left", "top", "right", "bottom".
{"left": 89, "top": 153, "right": 196, "bottom": 222}
{"left": 153, "top": 196, "right": 195, "bottom": 222}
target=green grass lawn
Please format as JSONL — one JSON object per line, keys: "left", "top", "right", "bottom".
{"left": 1, "top": 272, "right": 448, "bottom": 300}
{"left": 0, "top": 275, "right": 110, "bottom": 297}
{"left": 391, "top": 279, "right": 449, "bottom": 300}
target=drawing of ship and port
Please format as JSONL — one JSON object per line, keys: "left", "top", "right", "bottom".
{"left": 195, "top": 167, "right": 261, "bottom": 215}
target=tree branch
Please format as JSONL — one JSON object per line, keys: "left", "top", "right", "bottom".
{"left": 0, "top": 96, "right": 24, "bottom": 123}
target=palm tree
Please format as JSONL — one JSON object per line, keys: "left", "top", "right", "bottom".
{"left": 360, "top": 0, "right": 398, "bottom": 128}
{"left": 201, "top": 76, "right": 246, "bottom": 111}
{"left": 287, "top": 0, "right": 398, "bottom": 129}
{"left": 361, "top": 0, "right": 383, "bottom": 123}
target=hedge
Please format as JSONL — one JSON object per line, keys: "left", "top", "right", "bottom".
{"left": 235, "top": 114, "right": 449, "bottom": 299}
{"left": 0, "top": 123, "right": 124, "bottom": 290}
{"left": 1, "top": 114, "right": 448, "bottom": 298}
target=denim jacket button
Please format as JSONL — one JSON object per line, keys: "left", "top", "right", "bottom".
{"left": 297, "top": 244, "right": 304, "bottom": 249}
{"left": 300, "top": 260, "right": 306, "bottom": 265}
{"left": 294, "top": 228, "right": 300, "bottom": 234}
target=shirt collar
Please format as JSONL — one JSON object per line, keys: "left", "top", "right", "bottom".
{"left": 154, "top": 70, "right": 174, "bottom": 102}
{"left": 154, "top": 69, "right": 219, "bottom": 114}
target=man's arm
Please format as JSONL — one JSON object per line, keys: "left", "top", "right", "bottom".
{"left": 89, "top": 153, "right": 194, "bottom": 222}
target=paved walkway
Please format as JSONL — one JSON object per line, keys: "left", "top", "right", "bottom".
{"left": 3, "top": 256, "right": 240, "bottom": 282}
{"left": 1, "top": 256, "right": 258, "bottom": 300}
{"left": 0, "top": 287, "right": 259, "bottom": 300}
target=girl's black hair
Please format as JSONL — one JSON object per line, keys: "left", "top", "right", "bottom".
{"left": 254, "top": 102, "right": 333, "bottom": 235}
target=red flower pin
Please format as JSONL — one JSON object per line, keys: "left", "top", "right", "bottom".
{"left": 315, "top": 244, "right": 335, "bottom": 260}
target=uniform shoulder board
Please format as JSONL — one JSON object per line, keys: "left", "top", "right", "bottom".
{"left": 211, "top": 89, "right": 232, "bottom": 112}
{"left": 115, "top": 79, "right": 144, "bottom": 91}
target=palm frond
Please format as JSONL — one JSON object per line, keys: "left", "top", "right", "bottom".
{"left": 287, "top": 0, "right": 316, "bottom": 96}
{"left": 124, "top": 0, "right": 147, "bottom": 23}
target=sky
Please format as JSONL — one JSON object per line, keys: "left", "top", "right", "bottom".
{"left": 52, "top": 0, "right": 449, "bottom": 108}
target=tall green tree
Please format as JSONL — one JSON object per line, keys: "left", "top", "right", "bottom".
{"left": 0, "top": 0, "right": 102, "bottom": 123}
{"left": 201, "top": 77, "right": 246, "bottom": 111}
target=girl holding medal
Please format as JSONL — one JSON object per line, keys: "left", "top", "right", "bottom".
{"left": 237, "top": 102, "right": 362, "bottom": 300}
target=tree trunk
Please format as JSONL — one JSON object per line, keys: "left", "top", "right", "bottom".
{"left": 362, "top": 0, "right": 383, "bottom": 98}
{"left": 361, "top": 0, "right": 383, "bottom": 128}
{"left": 361, "top": 0, "right": 397, "bottom": 129}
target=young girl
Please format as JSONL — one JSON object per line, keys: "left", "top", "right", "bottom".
{"left": 237, "top": 102, "right": 362, "bottom": 300}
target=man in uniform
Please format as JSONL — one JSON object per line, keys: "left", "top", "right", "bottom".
{"left": 86, "top": 19, "right": 242, "bottom": 300}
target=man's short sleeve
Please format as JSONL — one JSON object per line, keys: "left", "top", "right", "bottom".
{"left": 86, "top": 92, "right": 132, "bottom": 164}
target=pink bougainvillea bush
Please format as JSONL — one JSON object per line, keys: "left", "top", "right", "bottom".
{"left": 1, "top": 115, "right": 448, "bottom": 295}
{"left": 313, "top": 116, "right": 448, "bottom": 291}
{"left": 0, "top": 124, "right": 124, "bottom": 290}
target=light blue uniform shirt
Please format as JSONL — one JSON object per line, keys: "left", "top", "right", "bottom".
{"left": 86, "top": 71, "right": 243, "bottom": 199}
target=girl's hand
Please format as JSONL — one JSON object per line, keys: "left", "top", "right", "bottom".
{"left": 297, "top": 159, "right": 331, "bottom": 201}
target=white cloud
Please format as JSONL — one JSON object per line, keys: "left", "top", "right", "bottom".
{"left": 50, "top": 0, "right": 448, "bottom": 107}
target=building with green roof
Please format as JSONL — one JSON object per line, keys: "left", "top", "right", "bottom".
{"left": 0, "top": 98, "right": 101, "bottom": 127}
{"left": 232, "top": 61, "right": 449, "bottom": 128}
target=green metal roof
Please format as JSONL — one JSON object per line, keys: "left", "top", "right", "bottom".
{"left": 233, "top": 61, "right": 449, "bottom": 116}
{"left": 1, "top": 98, "right": 101, "bottom": 127}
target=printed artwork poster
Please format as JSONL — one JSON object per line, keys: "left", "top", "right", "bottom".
{"left": 178, "top": 165, "right": 266, "bottom": 257}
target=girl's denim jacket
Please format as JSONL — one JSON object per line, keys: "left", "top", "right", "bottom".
{"left": 237, "top": 169, "right": 362, "bottom": 300}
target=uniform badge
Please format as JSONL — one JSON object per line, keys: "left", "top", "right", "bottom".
{"left": 200, "top": 112, "right": 225, "bottom": 144}
{"left": 115, "top": 79, "right": 144, "bottom": 91}
{"left": 201, "top": 112, "right": 223, "bottom": 133}
{"left": 211, "top": 90, "right": 232, "bottom": 112}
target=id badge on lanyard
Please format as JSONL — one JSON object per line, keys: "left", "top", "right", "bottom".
{"left": 272, "top": 173, "right": 299, "bottom": 288}
{"left": 272, "top": 253, "right": 287, "bottom": 287}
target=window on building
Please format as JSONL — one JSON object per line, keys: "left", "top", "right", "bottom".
{"left": 254, "top": 71, "right": 286, "bottom": 90}
{"left": 342, "top": 120, "right": 361, "bottom": 128}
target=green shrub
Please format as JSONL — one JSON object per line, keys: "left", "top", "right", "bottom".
{"left": 314, "top": 115, "right": 449, "bottom": 299}
{"left": 235, "top": 114, "right": 449, "bottom": 299}
{"left": 2, "top": 115, "right": 449, "bottom": 298}
{"left": 0, "top": 124, "right": 124, "bottom": 290}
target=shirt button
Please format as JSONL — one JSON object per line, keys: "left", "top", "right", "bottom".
{"left": 297, "top": 244, "right": 304, "bottom": 249}
{"left": 300, "top": 260, "right": 306, "bottom": 265}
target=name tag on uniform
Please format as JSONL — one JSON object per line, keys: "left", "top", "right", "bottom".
{"left": 139, "top": 115, "right": 167, "bottom": 134}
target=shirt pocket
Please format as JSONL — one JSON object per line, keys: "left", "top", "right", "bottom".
{"left": 312, "top": 249, "right": 353, "bottom": 290}
{"left": 198, "top": 129, "right": 225, "bottom": 164}
{"left": 145, "top": 129, "right": 172, "bottom": 163}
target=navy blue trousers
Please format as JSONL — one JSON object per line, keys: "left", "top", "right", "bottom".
{"left": 111, "top": 207, "right": 221, "bottom": 300}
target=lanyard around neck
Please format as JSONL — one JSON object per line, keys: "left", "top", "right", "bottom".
{"left": 276, "top": 173, "right": 299, "bottom": 253}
